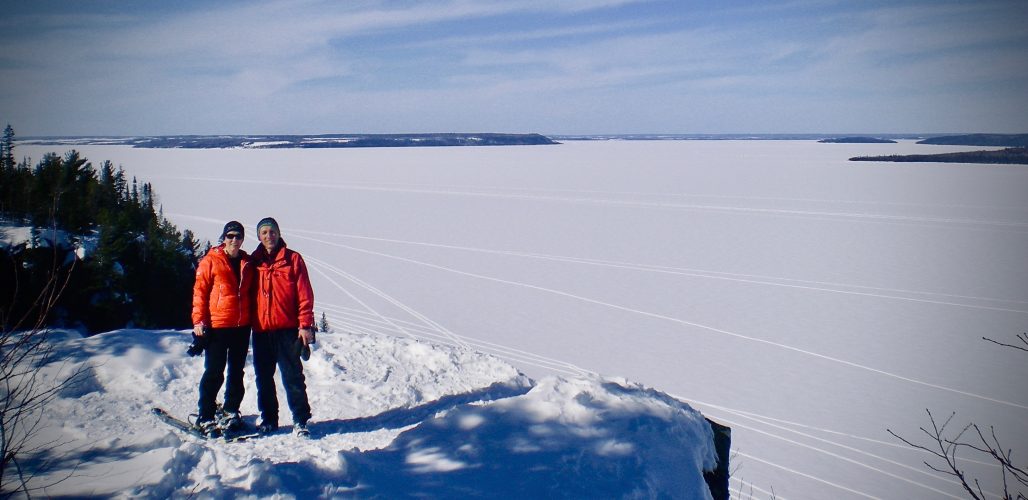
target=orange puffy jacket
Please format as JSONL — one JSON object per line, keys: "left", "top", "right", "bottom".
{"left": 192, "top": 245, "right": 254, "bottom": 328}
{"left": 251, "top": 239, "right": 315, "bottom": 332}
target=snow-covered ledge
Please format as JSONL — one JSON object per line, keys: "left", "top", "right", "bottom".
{"left": 26, "top": 328, "right": 726, "bottom": 498}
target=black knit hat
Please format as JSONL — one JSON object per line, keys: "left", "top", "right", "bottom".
{"left": 220, "top": 220, "right": 244, "bottom": 242}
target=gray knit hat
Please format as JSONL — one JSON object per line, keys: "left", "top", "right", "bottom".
{"left": 256, "top": 217, "right": 280, "bottom": 234}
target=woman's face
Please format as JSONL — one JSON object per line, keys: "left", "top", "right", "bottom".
{"left": 260, "top": 226, "right": 280, "bottom": 251}
{"left": 223, "top": 230, "right": 243, "bottom": 255}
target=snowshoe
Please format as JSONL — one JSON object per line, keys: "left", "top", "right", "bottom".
{"left": 219, "top": 410, "right": 243, "bottom": 432}
{"left": 153, "top": 407, "right": 259, "bottom": 442}
{"left": 197, "top": 419, "right": 221, "bottom": 438}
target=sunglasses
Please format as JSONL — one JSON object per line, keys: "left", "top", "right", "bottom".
{"left": 224, "top": 233, "right": 243, "bottom": 240}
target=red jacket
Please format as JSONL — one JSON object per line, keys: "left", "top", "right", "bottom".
{"left": 251, "top": 239, "right": 315, "bottom": 332}
{"left": 192, "top": 245, "right": 254, "bottom": 328}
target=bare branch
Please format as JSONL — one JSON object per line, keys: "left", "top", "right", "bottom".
{"left": 982, "top": 333, "right": 1028, "bottom": 353}
{"left": 1, "top": 208, "right": 86, "bottom": 496}
{"left": 891, "top": 334, "right": 1028, "bottom": 499}
{"left": 889, "top": 410, "right": 985, "bottom": 500}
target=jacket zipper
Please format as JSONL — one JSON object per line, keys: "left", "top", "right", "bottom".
{"left": 237, "top": 257, "right": 246, "bottom": 327}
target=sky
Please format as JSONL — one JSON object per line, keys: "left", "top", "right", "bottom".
{"left": 1, "top": 0, "right": 1027, "bottom": 136}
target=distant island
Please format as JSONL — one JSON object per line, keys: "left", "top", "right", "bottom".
{"left": 818, "top": 137, "right": 897, "bottom": 144}
{"left": 850, "top": 147, "right": 1028, "bottom": 165}
{"left": 551, "top": 133, "right": 922, "bottom": 141}
{"left": 19, "top": 133, "right": 559, "bottom": 149}
{"left": 916, "top": 133, "right": 1028, "bottom": 147}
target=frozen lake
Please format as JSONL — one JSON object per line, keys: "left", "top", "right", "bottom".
{"left": 21, "top": 139, "right": 1028, "bottom": 499}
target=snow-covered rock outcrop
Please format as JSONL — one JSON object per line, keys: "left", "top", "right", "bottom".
{"left": 26, "top": 329, "right": 718, "bottom": 498}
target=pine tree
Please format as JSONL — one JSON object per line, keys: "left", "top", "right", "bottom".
{"left": 1, "top": 124, "right": 15, "bottom": 171}
{"left": 113, "top": 167, "right": 127, "bottom": 201}
{"left": 0, "top": 124, "right": 13, "bottom": 213}
{"left": 55, "top": 151, "right": 95, "bottom": 235}
{"left": 318, "top": 312, "right": 332, "bottom": 333}
{"left": 0, "top": 139, "right": 201, "bottom": 332}
{"left": 180, "top": 229, "right": 201, "bottom": 260}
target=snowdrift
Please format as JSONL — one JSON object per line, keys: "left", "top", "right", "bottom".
{"left": 25, "top": 328, "right": 718, "bottom": 498}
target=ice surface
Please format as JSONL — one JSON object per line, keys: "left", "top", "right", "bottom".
{"left": 15, "top": 139, "right": 1028, "bottom": 498}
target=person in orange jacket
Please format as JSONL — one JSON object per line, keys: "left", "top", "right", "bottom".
{"left": 250, "top": 217, "right": 315, "bottom": 437}
{"left": 191, "top": 220, "right": 254, "bottom": 437}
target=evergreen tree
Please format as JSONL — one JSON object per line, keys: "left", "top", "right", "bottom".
{"left": 57, "top": 151, "right": 95, "bottom": 235}
{"left": 0, "top": 125, "right": 13, "bottom": 213}
{"left": 1, "top": 139, "right": 202, "bottom": 333}
{"left": 180, "top": 229, "right": 201, "bottom": 258}
{"left": 318, "top": 312, "right": 332, "bottom": 333}
{"left": 113, "top": 166, "right": 127, "bottom": 201}
{"left": 95, "top": 161, "right": 120, "bottom": 221}
{"left": 1, "top": 124, "right": 14, "bottom": 171}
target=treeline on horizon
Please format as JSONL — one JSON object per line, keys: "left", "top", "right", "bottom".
{"left": 850, "top": 147, "right": 1028, "bottom": 165}
{"left": 0, "top": 124, "right": 204, "bottom": 334}
{"left": 916, "top": 133, "right": 1028, "bottom": 147}
{"left": 22, "top": 132, "right": 558, "bottom": 149}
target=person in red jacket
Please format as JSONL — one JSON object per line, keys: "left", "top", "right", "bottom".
{"left": 191, "top": 220, "right": 254, "bottom": 437}
{"left": 251, "top": 217, "right": 315, "bottom": 437}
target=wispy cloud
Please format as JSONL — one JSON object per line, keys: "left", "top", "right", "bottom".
{"left": 1, "top": 0, "right": 1025, "bottom": 134}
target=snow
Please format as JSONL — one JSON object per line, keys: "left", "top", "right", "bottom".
{"left": 241, "top": 141, "right": 293, "bottom": 148}
{"left": 26, "top": 329, "right": 715, "bottom": 498}
{"left": 0, "top": 224, "right": 33, "bottom": 247}
{"left": 0, "top": 224, "right": 67, "bottom": 249}
{"left": 13, "top": 139, "right": 1028, "bottom": 498}
{"left": 1, "top": 221, "right": 97, "bottom": 260}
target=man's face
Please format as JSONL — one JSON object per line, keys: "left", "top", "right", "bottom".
{"left": 260, "top": 226, "right": 280, "bottom": 251}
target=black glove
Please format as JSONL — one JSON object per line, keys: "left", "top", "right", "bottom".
{"left": 187, "top": 332, "right": 209, "bottom": 357}
{"left": 295, "top": 336, "right": 311, "bottom": 361}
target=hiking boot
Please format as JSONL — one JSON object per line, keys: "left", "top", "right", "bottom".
{"left": 293, "top": 421, "right": 310, "bottom": 438}
{"left": 197, "top": 419, "right": 221, "bottom": 438}
{"left": 257, "top": 421, "right": 278, "bottom": 435}
{"left": 219, "top": 410, "right": 243, "bottom": 432}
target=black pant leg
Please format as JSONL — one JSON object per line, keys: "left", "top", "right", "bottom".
{"left": 251, "top": 331, "right": 279, "bottom": 425}
{"left": 222, "top": 327, "right": 251, "bottom": 413}
{"left": 197, "top": 329, "right": 229, "bottom": 421}
{"left": 275, "top": 329, "right": 312, "bottom": 425}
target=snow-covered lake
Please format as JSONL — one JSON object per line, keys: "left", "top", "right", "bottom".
{"left": 19, "top": 139, "right": 1028, "bottom": 498}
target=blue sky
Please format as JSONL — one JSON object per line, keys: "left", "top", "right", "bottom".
{"left": 1, "top": 0, "right": 1026, "bottom": 135}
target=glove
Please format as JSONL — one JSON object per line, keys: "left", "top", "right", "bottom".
{"left": 295, "top": 336, "right": 311, "bottom": 361}
{"left": 187, "top": 332, "right": 209, "bottom": 357}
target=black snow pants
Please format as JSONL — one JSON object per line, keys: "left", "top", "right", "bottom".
{"left": 197, "top": 326, "right": 251, "bottom": 421}
{"left": 252, "top": 328, "right": 311, "bottom": 426}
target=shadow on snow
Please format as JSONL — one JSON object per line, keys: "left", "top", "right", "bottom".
{"left": 218, "top": 378, "right": 715, "bottom": 498}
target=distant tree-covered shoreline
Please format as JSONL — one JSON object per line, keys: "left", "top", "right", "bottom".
{"left": 849, "top": 147, "right": 1028, "bottom": 165}
{"left": 1, "top": 124, "right": 203, "bottom": 333}
{"left": 19, "top": 132, "right": 559, "bottom": 149}
{"left": 916, "top": 133, "right": 1028, "bottom": 147}
{"left": 818, "top": 137, "right": 897, "bottom": 144}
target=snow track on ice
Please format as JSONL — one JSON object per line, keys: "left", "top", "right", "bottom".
{"left": 298, "top": 233, "right": 1028, "bottom": 411}
{"left": 290, "top": 228, "right": 1028, "bottom": 314}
